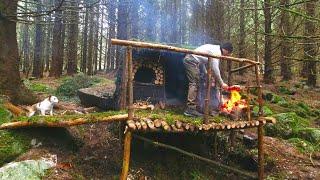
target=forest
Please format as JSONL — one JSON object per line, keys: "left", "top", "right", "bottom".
{"left": 0, "top": 0, "right": 319, "bottom": 179}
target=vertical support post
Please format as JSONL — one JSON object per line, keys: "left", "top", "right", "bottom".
{"left": 246, "top": 86, "right": 251, "bottom": 121}
{"left": 255, "top": 64, "right": 264, "bottom": 180}
{"left": 227, "top": 59, "right": 235, "bottom": 151}
{"left": 258, "top": 124, "right": 264, "bottom": 180}
{"left": 204, "top": 57, "right": 213, "bottom": 124}
{"left": 120, "top": 131, "right": 132, "bottom": 180}
{"left": 213, "top": 131, "right": 218, "bottom": 157}
{"left": 127, "top": 46, "right": 134, "bottom": 120}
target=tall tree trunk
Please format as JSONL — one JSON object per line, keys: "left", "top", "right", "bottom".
{"left": 279, "top": 0, "right": 292, "bottom": 81}
{"left": 116, "top": 0, "right": 129, "bottom": 69}
{"left": 107, "top": 0, "right": 116, "bottom": 70}
{"left": 254, "top": 0, "right": 259, "bottom": 63}
{"left": 304, "top": 0, "right": 317, "bottom": 86}
{"left": 81, "top": 7, "right": 89, "bottom": 73}
{"left": 238, "top": 0, "right": 246, "bottom": 75}
{"left": 99, "top": 7, "right": 104, "bottom": 71}
{"left": 93, "top": 6, "right": 100, "bottom": 74}
{"left": 263, "top": 0, "right": 274, "bottom": 83}
{"left": 130, "top": 0, "right": 140, "bottom": 39}
{"left": 22, "top": 1, "right": 30, "bottom": 75}
{"left": 66, "top": 0, "right": 79, "bottom": 75}
{"left": 212, "top": 0, "right": 226, "bottom": 78}
{"left": 0, "top": 0, "right": 36, "bottom": 104}
{"left": 32, "top": 0, "right": 43, "bottom": 78}
{"left": 49, "top": 0, "right": 63, "bottom": 77}
{"left": 44, "top": 0, "right": 53, "bottom": 73}
{"left": 87, "top": 8, "right": 95, "bottom": 75}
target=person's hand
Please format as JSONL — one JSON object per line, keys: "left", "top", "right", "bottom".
{"left": 221, "top": 83, "right": 229, "bottom": 90}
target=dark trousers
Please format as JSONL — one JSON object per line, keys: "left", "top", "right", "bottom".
{"left": 183, "top": 55, "right": 200, "bottom": 110}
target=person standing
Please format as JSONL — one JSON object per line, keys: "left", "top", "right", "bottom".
{"left": 183, "top": 43, "right": 233, "bottom": 117}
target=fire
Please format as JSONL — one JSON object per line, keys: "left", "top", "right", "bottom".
{"left": 220, "top": 86, "right": 248, "bottom": 114}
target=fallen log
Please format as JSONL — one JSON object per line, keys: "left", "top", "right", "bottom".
{"left": 4, "top": 102, "right": 26, "bottom": 116}
{"left": 153, "top": 119, "right": 162, "bottom": 128}
{"left": 0, "top": 113, "right": 128, "bottom": 130}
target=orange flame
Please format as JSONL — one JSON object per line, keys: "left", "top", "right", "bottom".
{"left": 221, "top": 89, "right": 247, "bottom": 113}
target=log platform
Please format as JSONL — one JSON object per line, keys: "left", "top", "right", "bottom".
{"left": 126, "top": 116, "right": 276, "bottom": 133}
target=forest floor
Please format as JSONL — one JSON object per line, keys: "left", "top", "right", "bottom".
{"left": 0, "top": 72, "right": 319, "bottom": 179}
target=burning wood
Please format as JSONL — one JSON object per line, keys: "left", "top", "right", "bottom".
{"left": 220, "top": 85, "right": 248, "bottom": 120}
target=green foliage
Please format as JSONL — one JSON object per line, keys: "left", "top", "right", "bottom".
{"left": 0, "top": 106, "right": 12, "bottom": 124}
{"left": 296, "top": 128, "right": 320, "bottom": 144}
{"left": 278, "top": 86, "right": 293, "bottom": 95}
{"left": 253, "top": 106, "right": 273, "bottom": 116}
{"left": 0, "top": 131, "right": 31, "bottom": 166}
{"left": 24, "top": 80, "right": 54, "bottom": 94}
{"left": 266, "top": 112, "right": 310, "bottom": 138}
{"left": 288, "top": 138, "right": 320, "bottom": 154}
{"left": 190, "top": 170, "right": 207, "bottom": 180}
{"left": 56, "top": 74, "right": 102, "bottom": 97}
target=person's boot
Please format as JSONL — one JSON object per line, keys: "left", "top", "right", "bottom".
{"left": 184, "top": 107, "right": 203, "bottom": 117}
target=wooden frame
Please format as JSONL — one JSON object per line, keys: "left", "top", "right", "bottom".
{"left": 113, "top": 39, "right": 265, "bottom": 180}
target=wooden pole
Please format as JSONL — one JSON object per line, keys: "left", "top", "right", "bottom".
{"left": 246, "top": 88, "right": 252, "bottom": 121}
{"left": 127, "top": 46, "right": 134, "bottom": 120}
{"left": 120, "top": 131, "right": 132, "bottom": 180}
{"left": 204, "top": 58, "right": 213, "bottom": 124}
{"left": 255, "top": 64, "right": 264, "bottom": 180}
{"left": 111, "top": 39, "right": 259, "bottom": 65}
{"left": 230, "top": 64, "right": 255, "bottom": 73}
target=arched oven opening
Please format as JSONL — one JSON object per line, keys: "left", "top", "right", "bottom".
{"left": 134, "top": 67, "right": 156, "bottom": 84}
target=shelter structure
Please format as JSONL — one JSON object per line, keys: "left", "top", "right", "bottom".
{"left": 111, "top": 39, "right": 276, "bottom": 180}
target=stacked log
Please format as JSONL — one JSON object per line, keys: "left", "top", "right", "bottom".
{"left": 125, "top": 117, "right": 276, "bottom": 133}
{"left": 132, "top": 61, "right": 165, "bottom": 85}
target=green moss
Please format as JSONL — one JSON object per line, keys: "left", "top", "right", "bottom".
{"left": 253, "top": 106, "right": 273, "bottom": 116}
{"left": 278, "top": 86, "right": 292, "bottom": 95}
{"left": 288, "top": 138, "right": 320, "bottom": 154}
{"left": 24, "top": 80, "right": 54, "bottom": 94}
{"left": 135, "top": 108, "right": 224, "bottom": 126}
{"left": 296, "top": 128, "right": 320, "bottom": 144}
{"left": 0, "top": 130, "right": 31, "bottom": 166}
{"left": 56, "top": 74, "right": 103, "bottom": 97}
{"left": 13, "top": 111, "right": 126, "bottom": 124}
{"left": 266, "top": 112, "right": 310, "bottom": 138}
{"left": 0, "top": 106, "right": 12, "bottom": 124}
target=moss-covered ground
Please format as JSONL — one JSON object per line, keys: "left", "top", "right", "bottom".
{"left": 1, "top": 74, "right": 320, "bottom": 179}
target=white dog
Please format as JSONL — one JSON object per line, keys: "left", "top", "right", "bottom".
{"left": 27, "top": 96, "right": 59, "bottom": 117}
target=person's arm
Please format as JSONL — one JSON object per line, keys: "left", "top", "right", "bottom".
{"left": 211, "top": 59, "right": 228, "bottom": 89}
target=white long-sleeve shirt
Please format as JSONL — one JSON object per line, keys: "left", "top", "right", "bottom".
{"left": 191, "top": 44, "right": 224, "bottom": 86}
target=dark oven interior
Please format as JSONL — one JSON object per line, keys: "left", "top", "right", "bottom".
{"left": 132, "top": 49, "right": 188, "bottom": 105}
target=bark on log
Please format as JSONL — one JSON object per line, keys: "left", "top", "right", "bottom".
{"left": 4, "top": 102, "right": 26, "bottom": 116}
{"left": 127, "top": 120, "right": 136, "bottom": 130}
{"left": 175, "top": 121, "right": 182, "bottom": 129}
{"left": 140, "top": 120, "right": 148, "bottom": 130}
{"left": 135, "top": 121, "right": 142, "bottom": 130}
{"left": 154, "top": 119, "right": 162, "bottom": 128}
{"left": 144, "top": 118, "right": 155, "bottom": 129}
{"left": 0, "top": 114, "right": 128, "bottom": 130}
{"left": 161, "top": 120, "right": 170, "bottom": 131}
{"left": 258, "top": 116, "right": 276, "bottom": 124}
